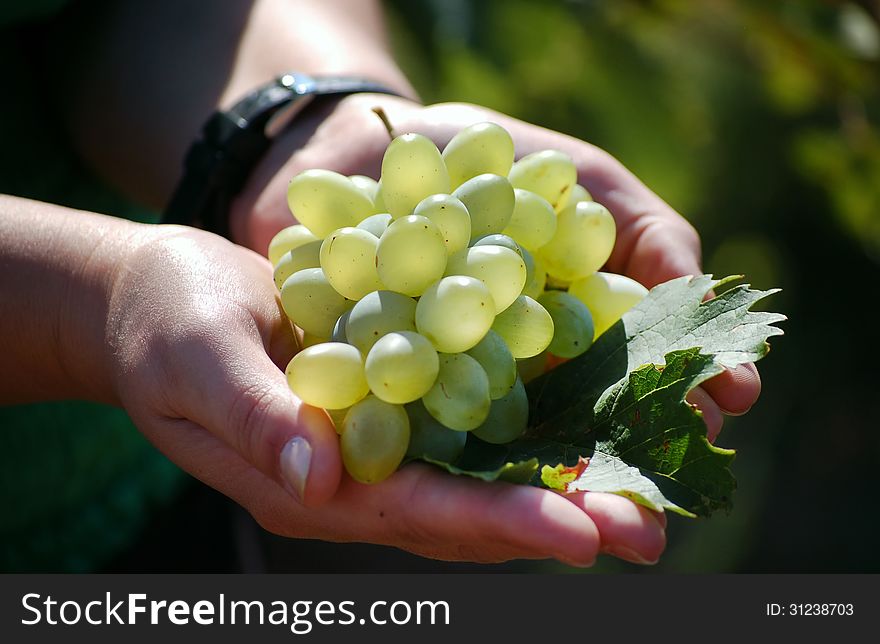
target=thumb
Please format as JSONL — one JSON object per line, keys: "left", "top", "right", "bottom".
{"left": 176, "top": 334, "right": 342, "bottom": 507}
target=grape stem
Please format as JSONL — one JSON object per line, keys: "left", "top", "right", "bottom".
{"left": 372, "top": 106, "right": 396, "bottom": 140}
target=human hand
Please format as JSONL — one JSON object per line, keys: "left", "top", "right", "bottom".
{"left": 230, "top": 94, "right": 760, "bottom": 437}
{"left": 106, "top": 224, "right": 661, "bottom": 566}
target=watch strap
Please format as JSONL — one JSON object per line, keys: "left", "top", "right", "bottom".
{"left": 162, "top": 73, "right": 401, "bottom": 239}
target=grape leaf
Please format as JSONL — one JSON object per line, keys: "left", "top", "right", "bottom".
{"left": 425, "top": 275, "right": 786, "bottom": 517}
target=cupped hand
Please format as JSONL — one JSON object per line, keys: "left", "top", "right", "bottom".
{"left": 105, "top": 225, "right": 663, "bottom": 566}
{"left": 226, "top": 93, "right": 761, "bottom": 562}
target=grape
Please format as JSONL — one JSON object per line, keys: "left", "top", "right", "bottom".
{"left": 287, "top": 169, "right": 374, "bottom": 237}
{"left": 415, "top": 276, "right": 495, "bottom": 353}
{"left": 365, "top": 331, "right": 439, "bottom": 404}
{"left": 508, "top": 150, "right": 577, "bottom": 212}
{"left": 349, "top": 174, "right": 380, "bottom": 202}
{"left": 471, "top": 233, "right": 521, "bottom": 254}
{"left": 326, "top": 407, "right": 349, "bottom": 435}
{"left": 356, "top": 213, "right": 393, "bottom": 238}
{"left": 331, "top": 309, "right": 351, "bottom": 343}
{"left": 413, "top": 194, "right": 471, "bottom": 255}
{"left": 452, "top": 173, "right": 515, "bottom": 239}
{"left": 376, "top": 215, "right": 448, "bottom": 296}
{"left": 422, "top": 353, "right": 491, "bottom": 431}
{"left": 285, "top": 342, "right": 369, "bottom": 409}
{"left": 472, "top": 376, "right": 528, "bottom": 444}
{"left": 280, "top": 268, "right": 352, "bottom": 338}
{"left": 570, "top": 183, "right": 593, "bottom": 204}
{"left": 516, "top": 351, "right": 548, "bottom": 384}
{"left": 273, "top": 239, "right": 322, "bottom": 290}
{"left": 445, "top": 245, "right": 527, "bottom": 313}
{"left": 466, "top": 329, "right": 517, "bottom": 400}
{"left": 568, "top": 271, "right": 648, "bottom": 338}
{"left": 405, "top": 402, "right": 467, "bottom": 462}
{"left": 521, "top": 247, "right": 547, "bottom": 299}
{"left": 320, "top": 227, "right": 384, "bottom": 300}
{"left": 379, "top": 133, "right": 450, "bottom": 218}
{"left": 538, "top": 290, "right": 594, "bottom": 358}
{"left": 442, "top": 121, "right": 515, "bottom": 189}
{"left": 502, "top": 189, "right": 557, "bottom": 251}
{"left": 301, "top": 332, "right": 328, "bottom": 349}
{"left": 267, "top": 224, "right": 318, "bottom": 266}
{"left": 539, "top": 200, "right": 616, "bottom": 281}
{"left": 345, "top": 290, "right": 417, "bottom": 354}
{"left": 491, "top": 295, "right": 554, "bottom": 359}
{"left": 341, "top": 396, "right": 410, "bottom": 484}
{"left": 373, "top": 180, "right": 387, "bottom": 212}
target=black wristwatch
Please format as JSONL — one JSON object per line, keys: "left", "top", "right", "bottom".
{"left": 162, "top": 73, "right": 401, "bottom": 239}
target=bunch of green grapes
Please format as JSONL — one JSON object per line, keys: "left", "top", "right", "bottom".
{"left": 267, "top": 121, "right": 648, "bottom": 484}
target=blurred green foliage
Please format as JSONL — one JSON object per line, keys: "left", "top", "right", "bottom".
{"left": 385, "top": 0, "right": 880, "bottom": 572}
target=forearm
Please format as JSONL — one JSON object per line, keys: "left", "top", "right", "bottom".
{"left": 64, "top": 0, "right": 416, "bottom": 210}
{"left": 0, "top": 195, "right": 144, "bottom": 405}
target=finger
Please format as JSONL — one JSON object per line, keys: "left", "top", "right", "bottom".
{"left": 567, "top": 492, "right": 667, "bottom": 565}
{"left": 701, "top": 363, "right": 762, "bottom": 415}
{"left": 170, "top": 327, "right": 342, "bottom": 508}
{"left": 686, "top": 386, "right": 724, "bottom": 443}
{"left": 322, "top": 464, "right": 601, "bottom": 566}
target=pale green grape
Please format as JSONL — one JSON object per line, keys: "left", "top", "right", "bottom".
{"left": 539, "top": 201, "right": 616, "bottom": 281}
{"left": 472, "top": 376, "right": 528, "bottom": 444}
{"left": 422, "top": 353, "right": 491, "bottom": 431}
{"left": 570, "top": 183, "right": 593, "bottom": 204}
{"left": 471, "top": 233, "right": 521, "bottom": 254}
{"left": 285, "top": 342, "right": 368, "bottom": 409}
{"left": 287, "top": 169, "right": 374, "bottom": 237}
{"left": 301, "top": 333, "right": 328, "bottom": 349}
{"left": 345, "top": 290, "right": 417, "bottom": 354}
{"left": 273, "top": 239, "right": 322, "bottom": 290}
{"left": 373, "top": 181, "right": 386, "bottom": 212}
{"left": 508, "top": 150, "right": 577, "bottom": 212}
{"left": 442, "top": 121, "right": 515, "bottom": 189}
{"left": 320, "top": 226, "right": 384, "bottom": 300}
{"left": 341, "top": 396, "right": 410, "bottom": 484}
{"left": 466, "top": 329, "right": 517, "bottom": 400}
{"left": 280, "top": 268, "right": 351, "bottom": 338}
{"left": 267, "top": 224, "right": 318, "bottom": 266}
{"left": 452, "top": 173, "right": 515, "bottom": 239}
{"left": 415, "top": 276, "right": 495, "bottom": 353}
{"left": 404, "top": 402, "right": 467, "bottom": 462}
{"left": 349, "top": 174, "right": 380, "bottom": 202}
{"left": 502, "top": 189, "right": 557, "bottom": 251}
{"left": 545, "top": 273, "right": 572, "bottom": 290}
{"left": 379, "top": 133, "right": 450, "bottom": 218}
{"left": 538, "top": 290, "right": 594, "bottom": 359}
{"left": 365, "top": 331, "right": 439, "bottom": 404}
{"left": 521, "top": 248, "right": 547, "bottom": 299}
{"left": 491, "top": 295, "right": 554, "bottom": 359}
{"left": 445, "top": 245, "right": 526, "bottom": 313}
{"left": 326, "top": 407, "right": 349, "bottom": 435}
{"left": 516, "top": 352, "right": 548, "bottom": 384}
{"left": 413, "top": 194, "right": 471, "bottom": 255}
{"left": 331, "top": 309, "right": 351, "bottom": 343}
{"left": 356, "top": 213, "right": 392, "bottom": 238}
{"left": 568, "top": 272, "right": 648, "bottom": 339}
{"left": 376, "top": 215, "right": 448, "bottom": 296}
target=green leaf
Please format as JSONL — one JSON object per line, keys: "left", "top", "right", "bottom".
{"left": 416, "top": 275, "right": 786, "bottom": 517}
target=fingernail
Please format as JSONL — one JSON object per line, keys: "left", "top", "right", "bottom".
{"left": 603, "top": 545, "right": 658, "bottom": 565}
{"left": 280, "top": 436, "right": 311, "bottom": 503}
{"left": 558, "top": 555, "right": 596, "bottom": 569}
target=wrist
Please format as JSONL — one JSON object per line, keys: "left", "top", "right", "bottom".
{"left": 0, "top": 196, "right": 152, "bottom": 405}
